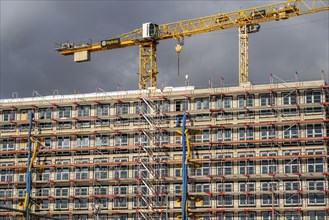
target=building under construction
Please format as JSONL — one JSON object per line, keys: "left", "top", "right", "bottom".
{"left": 0, "top": 78, "right": 328, "bottom": 219}
{"left": 1, "top": 0, "right": 329, "bottom": 219}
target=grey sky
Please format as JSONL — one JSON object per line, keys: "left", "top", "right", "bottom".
{"left": 1, "top": 0, "right": 328, "bottom": 98}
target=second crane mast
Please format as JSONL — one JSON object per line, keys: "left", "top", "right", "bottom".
{"left": 55, "top": 0, "right": 329, "bottom": 89}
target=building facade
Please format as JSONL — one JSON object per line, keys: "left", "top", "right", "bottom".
{"left": 0, "top": 80, "right": 328, "bottom": 220}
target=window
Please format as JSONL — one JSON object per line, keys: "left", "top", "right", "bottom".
{"left": 260, "top": 151, "right": 277, "bottom": 174}
{"left": 260, "top": 109, "right": 275, "bottom": 117}
{"left": 262, "top": 212, "right": 279, "bottom": 220}
{"left": 75, "top": 187, "right": 88, "bottom": 196}
{"left": 54, "top": 199, "right": 69, "bottom": 209}
{"left": 217, "top": 153, "right": 233, "bottom": 175}
{"left": 0, "top": 200, "right": 12, "bottom": 208}
{"left": 217, "top": 129, "right": 232, "bottom": 141}
{"left": 113, "top": 214, "right": 128, "bottom": 220}
{"left": 57, "top": 121, "right": 71, "bottom": 128}
{"left": 132, "top": 186, "right": 148, "bottom": 208}
{"left": 260, "top": 93, "right": 276, "bottom": 106}
{"left": 284, "top": 211, "right": 301, "bottom": 220}
{"left": 305, "top": 106, "right": 323, "bottom": 114}
{"left": 239, "top": 182, "right": 255, "bottom": 191}
{"left": 73, "top": 215, "right": 88, "bottom": 220}
{"left": 17, "top": 189, "right": 25, "bottom": 197}
{"left": 58, "top": 107, "right": 71, "bottom": 118}
{"left": 284, "top": 181, "right": 301, "bottom": 205}
{"left": 76, "top": 120, "right": 90, "bottom": 128}
{"left": 175, "top": 99, "right": 189, "bottom": 111}
{"left": 238, "top": 94, "right": 254, "bottom": 107}
{"left": 307, "top": 149, "right": 324, "bottom": 172}
{"left": 114, "top": 134, "right": 128, "bottom": 146}
{"left": 114, "top": 117, "right": 129, "bottom": 125}
{"left": 36, "top": 188, "right": 50, "bottom": 197}
{"left": 0, "top": 189, "right": 12, "bottom": 197}
{"left": 96, "top": 104, "right": 109, "bottom": 116}
{"left": 239, "top": 182, "right": 256, "bottom": 207}
{"left": 133, "top": 157, "right": 148, "bottom": 178}
{"left": 38, "top": 108, "right": 52, "bottom": 119}
{"left": 217, "top": 213, "right": 233, "bottom": 220}
{"left": 154, "top": 100, "right": 170, "bottom": 113}
{"left": 195, "top": 98, "right": 209, "bottom": 110}
{"left": 308, "top": 181, "right": 325, "bottom": 204}
{"left": 95, "top": 135, "right": 109, "bottom": 146}
{"left": 55, "top": 188, "right": 69, "bottom": 196}
{"left": 95, "top": 119, "right": 109, "bottom": 126}
{"left": 283, "top": 151, "right": 300, "bottom": 173}
{"left": 239, "top": 127, "right": 254, "bottom": 140}
{"left": 306, "top": 124, "right": 322, "bottom": 137}
{"left": 52, "top": 215, "right": 69, "bottom": 220}
{"left": 217, "top": 183, "right": 233, "bottom": 207}
{"left": 1, "top": 139, "right": 15, "bottom": 151}
{"left": 41, "top": 199, "right": 49, "bottom": 209}
{"left": 75, "top": 167, "right": 88, "bottom": 179}
{"left": 174, "top": 184, "right": 181, "bottom": 193}
{"left": 217, "top": 96, "right": 232, "bottom": 108}
{"left": 308, "top": 211, "right": 326, "bottom": 220}
{"left": 154, "top": 157, "right": 169, "bottom": 178}
{"left": 305, "top": 91, "right": 321, "bottom": 103}
{"left": 195, "top": 155, "right": 210, "bottom": 176}
{"left": 194, "top": 129, "right": 210, "bottom": 142}
{"left": 283, "top": 125, "right": 299, "bottom": 138}
{"left": 237, "top": 110, "right": 255, "bottom": 119}
{"left": 134, "top": 102, "right": 148, "bottom": 114}
{"left": 57, "top": 136, "right": 70, "bottom": 148}
{"left": 76, "top": 136, "right": 89, "bottom": 148}
{"left": 282, "top": 91, "right": 298, "bottom": 105}
{"left": 56, "top": 167, "right": 70, "bottom": 180}
{"left": 239, "top": 212, "right": 255, "bottom": 220}
{"left": 239, "top": 153, "right": 255, "bottom": 175}
{"left": 1, "top": 124, "right": 16, "bottom": 131}
{"left": 95, "top": 186, "right": 108, "bottom": 195}
{"left": 0, "top": 165, "right": 13, "bottom": 182}
{"left": 307, "top": 157, "right": 324, "bottom": 173}
{"left": 154, "top": 131, "right": 169, "bottom": 144}
{"left": 43, "top": 137, "right": 51, "bottom": 149}
{"left": 74, "top": 198, "right": 88, "bottom": 209}
{"left": 115, "top": 103, "right": 129, "bottom": 114}
{"left": 77, "top": 105, "right": 90, "bottom": 117}
{"left": 134, "top": 133, "right": 148, "bottom": 146}
{"left": 217, "top": 111, "right": 233, "bottom": 120}
{"left": 195, "top": 183, "right": 211, "bottom": 206}
{"left": 113, "top": 186, "right": 127, "bottom": 208}
{"left": 261, "top": 182, "right": 278, "bottom": 206}
{"left": 283, "top": 107, "right": 298, "bottom": 114}
{"left": 94, "top": 160, "right": 108, "bottom": 179}
{"left": 94, "top": 198, "right": 108, "bottom": 209}
{"left": 114, "top": 158, "right": 128, "bottom": 178}
{"left": 3, "top": 110, "right": 16, "bottom": 121}
{"left": 37, "top": 168, "right": 50, "bottom": 181}
{"left": 260, "top": 126, "right": 277, "bottom": 139}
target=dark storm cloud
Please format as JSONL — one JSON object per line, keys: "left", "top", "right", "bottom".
{"left": 1, "top": 1, "right": 328, "bottom": 98}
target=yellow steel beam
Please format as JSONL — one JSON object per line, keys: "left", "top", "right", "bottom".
{"left": 139, "top": 42, "right": 157, "bottom": 89}
{"left": 56, "top": 0, "right": 329, "bottom": 87}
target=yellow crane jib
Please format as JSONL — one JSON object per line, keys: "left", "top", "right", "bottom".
{"left": 55, "top": 0, "right": 329, "bottom": 88}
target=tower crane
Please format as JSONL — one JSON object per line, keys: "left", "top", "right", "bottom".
{"left": 55, "top": 0, "right": 329, "bottom": 89}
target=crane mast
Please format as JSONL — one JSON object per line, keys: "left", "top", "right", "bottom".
{"left": 55, "top": 0, "right": 329, "bottom": 89}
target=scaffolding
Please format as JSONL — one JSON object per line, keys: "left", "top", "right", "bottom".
{"left": 0, "top": 79, "right": 328, "bottom": 219}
